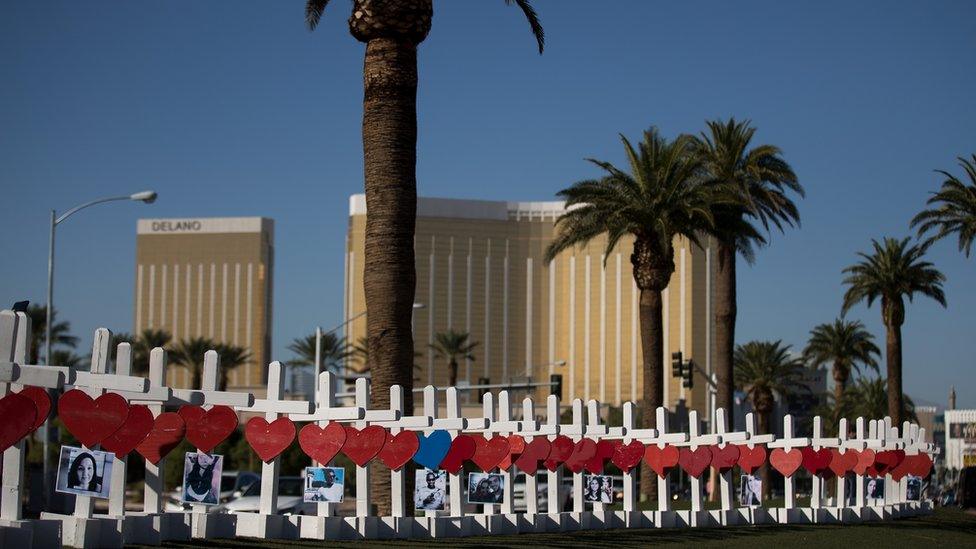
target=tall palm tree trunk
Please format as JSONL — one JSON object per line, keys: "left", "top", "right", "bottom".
{"left": 448, "top": 358, "right": 458, "bottom": 387}
{"left": 884, "top": 321, "right": 904, "bottom": 427}
{"left": 637, "top": 287, "right": 664, "bottom": 502}
{"left": 713, "top": 241, "right": 736, "bottom": 427}
{"left": 362, "top": 36, "right": 420, "bottom": 517}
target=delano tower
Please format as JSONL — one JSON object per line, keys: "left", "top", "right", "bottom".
{"left": 134, "top": 217, "right": 273, "bottom": 396}
{"left": 345, "top": 195, "right": 718, "bottom": 417}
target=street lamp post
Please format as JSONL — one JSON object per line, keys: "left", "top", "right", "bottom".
{"left": 43, "top": 189, "right": 157, "bottom": 501}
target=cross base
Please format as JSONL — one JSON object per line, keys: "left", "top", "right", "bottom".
{"left": 647, "top": 509, "right": 678, "bottom": 528}
{"left": 675, "top": 509, "right": 713, "bottom": 528}
{"left": 189, "top": 511, "right": 237, "bottom": 539}
{"left": 235, "top": 512, "right": 292, "bottom": 539}
{"left": 611, "top": 510, "right": 646, "bottom": 528}
{"left": 0, "top": 517, "right": 62, "bottom": 548}
{"left": 106, "top": 512, "right": 191, "bottom": 545}
{"left": 376, "top": 516, "right": 415, "bottom": 539}
{"left": 296, "top": 514, "right": 343, "bottom": 539}
{"left": 39, "top": 512, "right": 121, "bottom": 548}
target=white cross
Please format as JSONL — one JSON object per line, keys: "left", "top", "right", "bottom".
{"left": 674, "top": 410, "right": 721, "bottom": 524}
{"left": 767, "top": 415, "right": 811, "bottom": 513}
{"left": 711, "top": 408, "right": 751, "bottom": 518}
{"left": 809, "top": 416, "right": 841, "bottom": 510}
{"left": 648, "top": 407, "right": 690, "bottom": 517}
{"left": 834, "top": 417, "right": 865, "bottom": 509}
{"left": 0, "top": 311, "right": 71, "bottom": 523}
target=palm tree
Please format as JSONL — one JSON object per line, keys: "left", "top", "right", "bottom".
{"left": 837, "top": 376, "right": 918, "bottom": 424}
{"left": 287, "top": 332, "right": 349, "bottom": 372}
{"left": 27, "top": 305, "right": 77, "bottom": 364}
{"left": 842, "top": 237, "right": 946, "bottom": 426}
{"left": 694, "top": 119, "right": 803, "bottom": 422}
{"left": 214, "top": 343, "right": 251, "bottom": 391}
{"left": 734, "top": 340, "right": 806, "bottom": 499}
{"left": 303, "top": 2, "right": 543, "bottom": 430}
{"left": 803, "top": 319, "right": 880, "bottom": 409}
{"left": 169, "top": 337, "right": 217, "bottom": 390}
{"left": 50, "top": 349, "right": 88, "bottom": 374}
{"left": 544, "top": 128, "right": 714, "bottom": 498}
{"left": 429, "top": 330, "right": 479, "bottom": 387}
{"left": 112, "top": 329, "right": 172, "bottom": 374}
{"left": 911, "top": 154, "right": 976, "bottom": 257}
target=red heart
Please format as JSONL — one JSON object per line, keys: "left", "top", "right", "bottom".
{"left": 769, "top": 448, "right": 803, "bottom": 477}
{"left": 584, "top": 440, "right": 616, "bottom": 474}
{"left": 470, "top": 434, "right": 511, "bottom": 472}
{"left": 611, "top": 440, "right": 645, "bottom": 472}
{"left": 341, "top": 425, "right": 387, "bottom": 467}
{"left": 564, "top": 439, "right": 597, "bottom": 474}
{"left": 0, "top": 393, "right": 37, "bottom": 452}
{"left": 136, "top": 412, "right": 186, "bottom": 464}
{"left": 828, "top": 449, "right": 858, "bottom": 477}
{"left": 874, "top": 450, "right": 905, "bottom": 476}
{"left": 245, "top": 417, "right": 296, "bottom": 462}
{"left": 299, "top": 422, "right": 347, "bottom": 464}
{"left": 500, "top": 434, "right": 526, "bottom": 471}
{"left": 890, "top": 451, "right": 915, "bottom": 481}
{"left": 852, "top": 449, "right": 876, "bottom": 475}
{"left": 101, "top": 404, "right": 155, "bottom": 459}
{"left": 737, "top": 445, "right": 766, "bottom": 474}
{"left": 18, "top": 386, "right": 51, "bottom": 432}
{"left": 378, "top": 430, "right": 419, "bottom": 471}
{"left": 178, "top": 405, "right": 238, "bottom": 453}
{"left": 913, "top": 453, "right": 933, "bottom": 477}
{"left": 678, "top": 447, "right": 712, "bottom": 478}
{"left": 801, "top": 447, "right": 832, "bottom": 475}
{"left": 58, "top": 390, "right": 129, "bottom": 448}
{"left": 441, "top": 434, "right": 477, "bottom": 474}
{"left": 544, "top": 435, "right": 575, "bottom": 471}
{"left": 514, "top": 437, "right": 551, "bottom": 475}
{"left": 710, "top": 444, "right": 740, "bottom": 472}
{"left": 644, "top": 444, "right": 679, "bottom": 478}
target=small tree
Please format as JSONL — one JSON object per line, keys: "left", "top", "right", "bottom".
{"left": 429, "top": 330, "right": 479, "bottom": 387}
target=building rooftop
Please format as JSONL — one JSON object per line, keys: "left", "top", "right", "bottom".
{"left": 349, "top": 194, "right": 566, "bottom": 221}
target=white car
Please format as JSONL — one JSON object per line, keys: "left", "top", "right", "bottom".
{"left": 214, "top": 476, "right": 313, "bottom": 515}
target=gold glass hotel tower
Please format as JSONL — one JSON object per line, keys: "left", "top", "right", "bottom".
{"left": 134, "top": 217, "right": 274, "bottom": 396}
{"left": 345, "top": 195, "right": 718, "bottom": 415}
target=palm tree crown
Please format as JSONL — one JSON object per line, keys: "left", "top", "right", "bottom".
{"left": 803, "top": 318, "right": 879, "bottom": 401}
{"left": 287, "top": 332, "right": 349, "bottom": 373}
{"left": 911, "top": 154, "right": 976, "bottom": 257}
{"left": 734, "top": 340, "right": 807, "bottom": 418}
{"left": 429, "top": 329, "right": 478, "bottom": 387}
{"left": 27, "top": 305, "right": 78, "bottom": 364}
{"left": 841, "top": 237, "right": 946, "bottom": 325}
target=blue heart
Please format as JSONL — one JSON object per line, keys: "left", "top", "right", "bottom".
{"left": 413, "top": 430, "right": 451, "bottom": 470}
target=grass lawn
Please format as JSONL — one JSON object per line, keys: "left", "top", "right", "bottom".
{"left": 139, "top": 507, "right": 976, "bottom": 548}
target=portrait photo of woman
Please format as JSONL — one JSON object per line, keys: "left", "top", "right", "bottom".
{"left": 583, "top": 475, "right": 613, "bottom": 503}
{"left": 182, "top": 452, "right": 224, "bottom": 505}
{"left": 55, "top": 445, "right": 113, "bottom": 498}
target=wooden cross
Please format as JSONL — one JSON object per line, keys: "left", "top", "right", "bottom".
{"left": 516, "top": 396, "right": 547, "bottom": 517}
{"left": 767, "top": 415, "right": 811, "bottom": 515}
{"left": 464, "top": 391, "right": 520, "bottom": 524}
{"left": 640, "top": 407, "right": 689, "bottom": 519}
{"left": 711, "top": 407, "right": 750, "bottom": 520}
{"left": 558, "top": 398, "right": 588, "bottom": 515}
{"left": 584, "top": 400, "right": 611, "bottom": 517}
{"left": 288, "top": 371, "right": 364, "bottom": 525}
{"left": 234, "top": 360, "right": 312, "bottom": 538}
{"left": 674, "top": 409, "right": 721, "bottom": 526}
{"left": 809, "top": 416, "right": 840, "bottom": 510}
{"left": 0, "top": 310, "right": 71, "bottom": 524}
{"left": 835, "top": 417, "right": 866, "bottom": 510}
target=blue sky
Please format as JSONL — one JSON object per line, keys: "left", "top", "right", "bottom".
{"left": 1, "top": 1, "right": 973, "bottom": 408}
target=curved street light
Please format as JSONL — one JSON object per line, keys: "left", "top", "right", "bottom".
{"left": 43, "top": 190, "right": 157, "bottom": 500}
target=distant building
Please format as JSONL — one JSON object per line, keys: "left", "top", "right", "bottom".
{"left": 945, "top": 409, "right": 976, "bottom": 470}
{"left": 915, "top": 405, "right": 937, "bottom": 442}
{"left": 345, "top": 194, "right": 719, "bottom": 417}
{"left": 134, "top": 217, "right": 274, "bottom": 396}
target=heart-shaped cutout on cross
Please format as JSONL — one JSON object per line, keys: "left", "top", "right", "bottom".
{"left": 341, "top": 425, "right": 387, "bottom": 467}
{"left": 801, "top": 447, "right": 833, "bottom": 475}
{"left": 245, "top": 417, "right": 296, "bottom": 462}
{"left": 0, "top": 393, "right": 37, "bottom": 453}
{"left": 470, "top": 434, "right": 511, "bottom": 472}
{"left": 441, "top": 434, "right": 477, "bottom": 474}
{"left": 611, "top": 440, "right": 645, "bottom": 472}
{"left": 500, "top": 434, "right": 526, "bottom": 471}
{"left": 564, "top": 438, "right": 597, "bottom": 474}
{"left": 644, "top": 444, "right": 679, "bottom": 478}
{"left": 101, "top": 404, "right": 155, "bottom": 459}
{"left": 58, "top": 389, "right": 129, "bottom": 448}
{"left": 737, "top": 445, "right": 766, "bottom": 474}
{"left": 710, "top": 444, "right": 740, "bottom": 472}
{"left": 583, "top": 440, "right": 616, "bottom": 474}
{"left": 378, "top": 430, "right": 419, "bottom": 471}
{"left": 828, "top": 448, "right": 858, "bottom": 477}
{"left": 851, "top": 449, "right": 876, "bottom": 475}
{"left": 413, "top": 429, "right": 451, "bottom": 470}
{"left": 514, "top": 437, "right": 551, "bottom": 475}
{"left": 136, "top": 412, "right": 186, "bottom": 464}
{"left": 544, "top": 435, "right": 575, "bottom": 472}
{"left": 179, "top": 405, "right": 238, "bottom": 453}
{"left": 678, "top": 447, "right": 712, "bottom": 478}
{"left": 769, "top": 448, "right": 803, "bottom": 477}
{"left": 299, "top": 421, "right": 346, "bottom": 464}
{"left": 18, "top": 386, "right": 51, "bottom": 432}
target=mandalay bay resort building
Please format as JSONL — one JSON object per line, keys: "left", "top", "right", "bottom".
{"left": 345, "top": 195, "right": 720, "bottom": 420}
{"left": 133, "top": 217, "right": 274, "bottom": 397}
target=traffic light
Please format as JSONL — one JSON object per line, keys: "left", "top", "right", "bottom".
{"left": 671, "top": 351, "right": 683, "bottom": 378}
{"left": 682, "top": 359, "right": 694, "bottom": 389}
{"left": 550, "top": 374, "right": 563, "bottom": 398}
